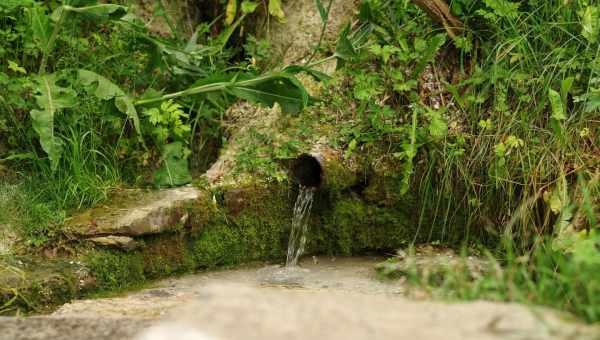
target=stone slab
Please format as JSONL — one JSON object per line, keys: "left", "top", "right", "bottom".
{"left": 65, "top": 187, "right": 202, "bottom": 237}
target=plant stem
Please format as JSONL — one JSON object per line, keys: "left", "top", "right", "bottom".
{"left": 157, "top": 0, "right": 181, "bottom": 42}
{"left": 39, "top": 9, "right": 67, "bottom": 75}
{"left": 134, "top": 73, "right": 280, "bottom": 106}
{"left": 305, "top": 0, "right": 334, "bottom": 65}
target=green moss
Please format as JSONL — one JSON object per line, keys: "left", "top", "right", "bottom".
{"left": 85, "top": 231, "right": 203, "bottom": 291}
{"left": 141, "top": 234, "right": 196, "bottom": 278}
{"left": 363, "top": 173, "right": 405, "bottom": 206}
{"left": 322, "top": 159, "right": 361, "bottom": 192}
{"left": 1, "top": 257, "right": 81, "bottom": 315}
{"left": 193, "top": 222, "right": 245, "bottom": 267}
{"left": 192, "top": 215, "right": 287, "bottom": 268}
{"left": 85, "top": 250, "right": 145, "bottom": 291}
{"left": 311, "top": 196, "right": 414, "bottom": 255}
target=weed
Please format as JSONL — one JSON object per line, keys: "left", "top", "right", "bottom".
{"left": 0, "top": 0, "right": 312, "bottom": 245}
{"left": 400, "top": 236, "right": 600, "bottom": 323}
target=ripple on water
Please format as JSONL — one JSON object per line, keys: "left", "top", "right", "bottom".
{"left": 257, "top": 265, "right": 311, "bottom": 287}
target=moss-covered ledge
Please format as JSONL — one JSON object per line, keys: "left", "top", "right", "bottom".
{"left": 1, "top": 149, "right": 460, "bottom": 316}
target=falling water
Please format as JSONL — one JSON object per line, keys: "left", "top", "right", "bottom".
{"left": 286, "top": 185, "right": 316, "bottom": 267}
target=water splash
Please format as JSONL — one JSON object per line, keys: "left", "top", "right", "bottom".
{"left": 286, "top": 185, "right": 315, "bottom": 267}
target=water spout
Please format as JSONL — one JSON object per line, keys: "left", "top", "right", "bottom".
{"left": 290, "top": 148, "right": 360, "bottom": 192}
{"left": 291, "top": 154, "right": 323, "bottom": 188}
{"left": 286, "top": 186, "right": 315, "bottom": 267}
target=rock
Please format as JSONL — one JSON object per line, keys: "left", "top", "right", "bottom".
{"left": 259, "top": 0, "right": 358, "bottom": 64}
{"left": 88, "top": 236, "right": 139, "bottom": 251}
{"left": 134, "top": 283, "right": 597, "bottom": 340}
{"left": 66, "top": 187, "right": 203, "bottom": 237}
{"left": 4, "top": 257, "right": 596, "bottom": 340}
{"left": 0, "top": 316, "right": 152, "bottom": 340}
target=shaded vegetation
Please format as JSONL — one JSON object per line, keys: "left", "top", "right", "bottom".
{"left": 0, "top": 0, "right": 309, "bottom": 246}
{"left": 0, "top": 0, "right": 598, "bottom": 324}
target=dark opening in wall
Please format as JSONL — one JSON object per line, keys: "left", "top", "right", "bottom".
{"left": 291, "top": 154, "right": 323, "bottom": 188}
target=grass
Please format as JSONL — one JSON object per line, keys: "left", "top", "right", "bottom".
{"left": 0, "top": 181, "right": 65, "bottom": 248}
{"left": 0, "top": 0, "right": 598, "bottom": 324}
{"left": 397, "top": 236, "right": 600, "bottom": 323}
{"left": 319, "top": 0, "right": 599, "bottom": 322}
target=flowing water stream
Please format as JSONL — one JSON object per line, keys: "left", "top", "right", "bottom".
{"left": 286, "top": 185, "right": 316, "bottom": 267}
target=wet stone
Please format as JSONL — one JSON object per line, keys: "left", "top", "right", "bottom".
{"left": 257, "top": 265, "right": 310, "bottom": 287}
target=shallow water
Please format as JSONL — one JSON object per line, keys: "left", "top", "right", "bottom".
{"left": 52, "top": 256, "right": 400, "bottom": 319}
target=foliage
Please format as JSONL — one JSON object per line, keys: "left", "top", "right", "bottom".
{"left": 225, "top": 0, "right": 285, "bottom": 24}
{"left": 324, "top": 0, "right": 599, "bottom": 247}
{"left": 0, "top": 0, "right": 311, "bottom": 245}
{"left": 322, "top": 0, "right": 600, "bottom": 322}
{"left": 85, "top": 250, "right": 145, "bottom": 291}
{"left": 400, "top": 237, "right": 600, "bottom": 323}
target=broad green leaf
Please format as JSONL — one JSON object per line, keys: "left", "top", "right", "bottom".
{"left": 154, "top": 142, "right": 192, "bottom": 187}
{"left": 400, "top": 107, "right": 420, "bottom": 195}
{"left": 283, "top": 65, "right": 331, "bottom": 82}
{"left": 78, "top": 69, "right": 123, "bottom": 99}
{"left": 78, "top": 69, "right": 142, "bottom": 137}
{"left": 482, "top": 0, "right": 520, "bottom": 19}
{"left": 268, "top": 0, "right": 286, "bottom": 22}
{"left": 358, "top": 0, "right": 373, "bottom": 22}
{"left": 241, "top": 1, "right": 258, "bottom": 14}
{"left": 31, "top": 5, "right": 52, "bottom": 47}
{"left": 335, "top": 23, "right": 357, "bottom": 68}
{"left": 584, "top": 92, "right": 600, "bottom": 113}
{"left": 581, "top": 6, "right": 599, "bottom": 44}
{"left": 344, "top": 139, "right": 357, "bottom": 160}
{"left": 548, "top": 88, "right": 566, "bottom": 121}
{"left": 31, "top": 109, "right": 64, "bottom": 169}
{"left": 227, "top": 73, "right": 309, "bottom": 113}
{"left": 7, "top": 60, "right": 26, "bottom": 74}
{"left": 571, "top": 230, "right": 600, "bottom": 266}
{"left": 51, "top": 4, "right": 128, "bottom": 22}
{"left": 560, "top": 76, "right": 574, "bottom": 104}
{"left": 225, "top": 0, "right": 237, "bottom": 25}
{"left": 135, "top": 72, "right": 310, "bottom": 114}
{"left": 30, "top": 74, "right": 77, "bottom": 170}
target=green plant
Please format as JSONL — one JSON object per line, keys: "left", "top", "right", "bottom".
{"left": 400, "top": 236, "right": 600, "bottom": 323}
{"left": 143, "top": 100, "right": 192, "bottom": 186}
{"left": 225, "top": 0, "right": 285, "bottom": 25}
{"left": 85, "top": 250, "right": 145, "bottom": 291}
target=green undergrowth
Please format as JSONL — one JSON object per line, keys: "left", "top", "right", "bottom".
{"left": 0, "top": 0, "right": 310, "bottom": 247}
{"left": 319, "top": 0, "right": 599, "bottom": 247}
{"left": 383, "top": 236, "right": 600, "bottom": 323}
{"left": 311, "top": 0, "right": 600, "bottom": 322}
{"left": 0, "top": 181, "right": 65, "bottom": 247}
{"left": 0, "top": 256, "right": 79, "bottom": 314}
